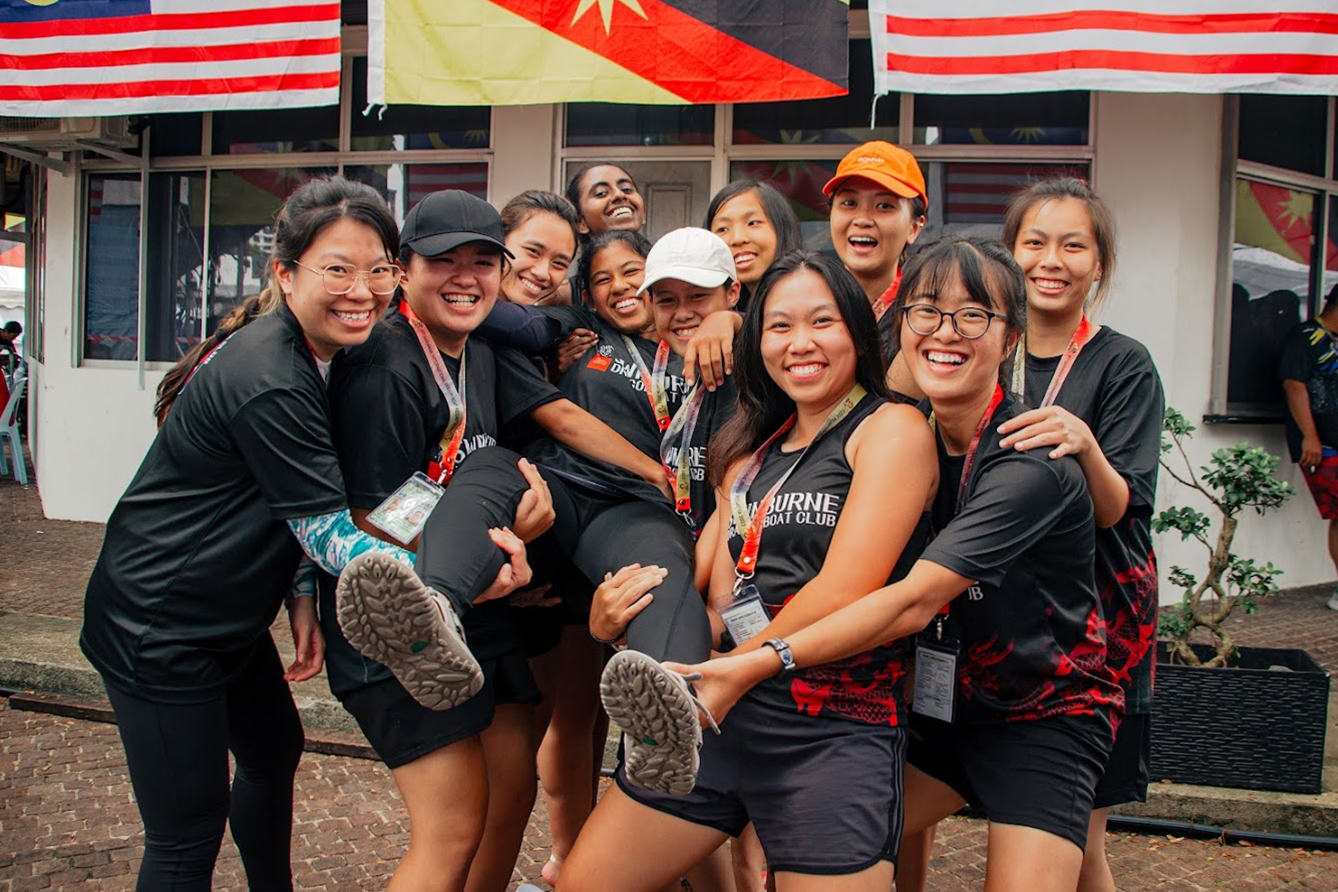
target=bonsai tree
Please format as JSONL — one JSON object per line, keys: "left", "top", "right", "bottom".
{"left": 1155, "top": 408, "right": 1293, "bottom": 667}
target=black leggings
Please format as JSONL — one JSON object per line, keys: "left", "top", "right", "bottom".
{"left": 105, "top": 637, "right": 304, "bottom": 892}
{"left": 416, "top": 446, "right": 710, "bottom": 664}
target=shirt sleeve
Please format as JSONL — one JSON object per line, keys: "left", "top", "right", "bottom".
{"left": 231, "top": 388, "right": 348, "bottom": 520}
{"left": 330, "top": 363, "right": 428, "bottom": 510}
{"left": 921, "top": 453, "right": 1089, "bottom": 588}
{"left": 1277, "top": 326, "right": 1314, "bottom": 383}
{"left": 1092, "top": 348, "right": 1165, "bottom": 510}
{"left": 476, "top": 300, "right": 567, "bottom": 353}
{"left": 492, "top": 345, "right": 563, "bottom": 424}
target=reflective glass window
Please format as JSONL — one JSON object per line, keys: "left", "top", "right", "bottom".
{"left": 566, "top": 103, "right": 714, "bottom": 147}
{"left": 145, "top": 172, "right": 207, "bottom": 362}
{"left": 84, "top": 175, "right": 141, "bottom": 360}
{"left": 212, "top": 107, "right": 339, "bottom": 155}
{"left": 345, "top": 163, "right": 489, "bottom": 223}
{"left": 1239, "top": 94, "right": 1327, "bottom": 177}
{"left": 914, "top": 92, "right": 1088, "bottom": 146}
{"left": 350, "top": 57, "right": 491, "bottom": 151}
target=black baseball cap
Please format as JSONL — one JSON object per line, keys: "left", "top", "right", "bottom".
{"left": 400, "top": 190, "right": 513, "bottom": 258}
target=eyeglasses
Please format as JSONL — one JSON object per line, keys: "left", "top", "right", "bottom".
{"left": 901, "top": 303, "right": 1006, "bottom": 340}
{"left": 292, "top": 260, "right": 402, "bottom": 296}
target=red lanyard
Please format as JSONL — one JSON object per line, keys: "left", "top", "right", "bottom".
{"left": 730, "top": 386, "right": 866, "bottom": 579}
{"left": 955, "top": 384, "right": 1004, "bottom": 511}
{"left": 871, "top": 269, "right": 903, "bottom": 321}
{"left": 621, "top": 335, "right": 672, "bottom": 431}
{"left": 1011, "top": 315, "right": 1095, "bottom": 408}
{"left": 660, "top": 381, "right": 705, "bottom": 521}
{"left": 402, "top": 304, "right": 468, "bottom": 485}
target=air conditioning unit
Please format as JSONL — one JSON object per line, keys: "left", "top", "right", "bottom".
{"left": 0, "top": 116, "right": 136, "bottom": 150}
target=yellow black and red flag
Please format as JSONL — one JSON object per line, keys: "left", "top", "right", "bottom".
{"left": 368, "top": 0, "right": 850, "bottom": 106}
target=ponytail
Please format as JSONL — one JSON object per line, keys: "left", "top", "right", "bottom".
{"left": 153, "top": 284, "right": 284, "bottom": 426}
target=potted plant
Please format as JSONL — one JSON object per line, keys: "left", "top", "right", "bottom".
{"left": 1150, "top": 408, "right": 1329, "bottom": 794}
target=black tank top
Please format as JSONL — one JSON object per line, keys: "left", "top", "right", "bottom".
{"left": 725, "top": 393, "right": 929, "bottom": 726}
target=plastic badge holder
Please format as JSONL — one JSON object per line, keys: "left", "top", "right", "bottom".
{"left": 365, "top": 472, "right": 445, "bottom": 544}
{"left": 720, "top": 582, "right": 771, "bottom": 646}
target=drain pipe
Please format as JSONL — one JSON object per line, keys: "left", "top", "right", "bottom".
{"left": 1106, "top": 814, "right": 1338, "bottom": 851}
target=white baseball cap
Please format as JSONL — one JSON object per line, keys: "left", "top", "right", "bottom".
{"left": 638, "top": 227, "right": 737, "bottom": 295}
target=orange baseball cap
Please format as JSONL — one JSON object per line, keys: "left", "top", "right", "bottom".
{"left": 822, "top": 141, "right": 928, "bottom": 210}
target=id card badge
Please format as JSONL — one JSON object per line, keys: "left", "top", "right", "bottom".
{"left": 365, "top": 472, "right": 445, "bottom": 545}
{"left": 720, "top": 583, "right": 771, "bottom": 646}
{"left": 912, "top": 637, "right": 958, "bottom": 723}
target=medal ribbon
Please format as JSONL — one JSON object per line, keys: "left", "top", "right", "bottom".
{"left": 659, "top": 380, "right": 705, "bottom": 519}
{"left": 871, "top": 269, "right": 903, "bottom": 322}
{"left": 402, "top": 304, "right": 468, "bottom": 485}
{"left": 621, "top": 335, "right": 672, "bottom": 431}
{"left": 1010, "top": 314, "right": 1095, "bottom": 408}
{"left": 730, "top": 385, "right": 867, "bottom": 580}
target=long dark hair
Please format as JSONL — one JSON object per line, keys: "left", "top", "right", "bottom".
{"left": 703, "top": 179, "right": 804, "bottom": 304}
{"left": 890, "top": 237, "right": 1027, "bottom": 387}
{"left": 709, "top": 250, "right": 891, "bottom": 485}
{"left": 154, "top": 176, "right": 398, "bottom": 425}
{"left": 576, "top": 229, "right": 652, "bottom": 303}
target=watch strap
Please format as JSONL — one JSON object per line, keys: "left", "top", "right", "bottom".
{"left": 763, "top": 637, "right": 796, "bottom": 677}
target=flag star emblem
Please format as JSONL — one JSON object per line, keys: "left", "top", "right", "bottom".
{"left": 571, "top": 0, "right": 648, "bottom": 34}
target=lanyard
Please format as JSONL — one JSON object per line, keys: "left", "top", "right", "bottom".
{"left": 1010, "top": 315, "right": 1095, "bottom": 408}
{"left": 871, "top": 269, "right": 903, "bottom": 322}
{"left": 730, "top": 385, "right": 866, "bottom": 580}
{"left": 402, "top": 304, "right": 468, "bottom": 485}
{"left": 621, "top": 335, "right": 672, "bottom": 431}
{"left": 660, "top": 381, "right": 705, "bottom": 522}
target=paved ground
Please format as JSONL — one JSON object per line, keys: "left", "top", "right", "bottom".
{"left": 5, "top": 462, "right": 1338, "bottom": 890}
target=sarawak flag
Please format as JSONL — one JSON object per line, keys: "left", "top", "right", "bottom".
{"left": 0, "top": 0, "right": 340, "bottom": 116}
{"left": 369, "top": 0, "right": 849, "bottom": 106}
{"left": 871, "top": 1, "right": 1338, "bottom": 95}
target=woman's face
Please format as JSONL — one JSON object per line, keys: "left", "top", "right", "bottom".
{"left": 899, "top": 267, "right": 1012, "bottom": 408}
{"left": 502, "top": 211, "right": 576, "bottom": 306}
{"left": 274, "top": 217, "right": 395, "bottom": 361}
{"left": 759, "top": 268, "right": 858, "bottom": 410}
{"left": 709, "top": 189, "right": 778, "bottom": 288}
{"left": 829, "top": 177, "right": 925, "bottom": 288}
{"left": 400, "top": 241, "right": 503, "bottom": 355}
{"left": 574, "top": 165, "right": 646, "bottom": 236}
{"left": 650, "top": 279, "right": 740, "bottom": 356}
{"left": 1011, "top": 197, "right": 1101, "bottom": 319}
{"left": 586, "top": 240, "right": 651, "bottom": 333}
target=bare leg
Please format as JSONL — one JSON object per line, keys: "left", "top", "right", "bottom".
{"left": 774, "top": 860, "right": 896, "bottom": 892}
{"left": 893, "top": 825, "right": 936, "bottom": 892}
{"left": 556, "top": 785, "right": 727, "bottom": 892}
{"left": 684, "top": 843, "right": 736, "bottom": 892}
{"left": 465, "top": 703, "right": 539, "bottom": 892}
{"left": 388, "top": 738, "right": 489, "bottom": 892}
{"left": 1328, "top": 518, "right": 1338, "bottom": 576}
{"left": 982, "top": 822, "right": 1084, "bottom": 892}
{"left": 731, "top": 824, "right": 767, "bottom": 892}
{"left": 1074, "top": 809, "right": 1115, "bottom": 892}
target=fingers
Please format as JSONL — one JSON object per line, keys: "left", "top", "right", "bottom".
{"left": 995, "top": 407, "right": 1047, "bottom": 436}
{"left": 682, "top": 343, "right": 699, "bottom": 387}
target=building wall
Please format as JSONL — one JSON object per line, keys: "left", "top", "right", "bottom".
{"left": 1094, "top": 91, "right": 1332, "bottom": 593}
{"left": 30, "top": 93, "right": 1336, "bottom": 595}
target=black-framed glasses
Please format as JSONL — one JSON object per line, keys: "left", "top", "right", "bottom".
{"left": 901, "top": 303, "right": 1006, "bottom": 340}
{"left": 292, "top": 260, "right": 402, "bottom": 295}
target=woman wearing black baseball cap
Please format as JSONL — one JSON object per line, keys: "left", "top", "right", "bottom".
{"left": 324, "top": 189, "right": 669, "bottom": 892}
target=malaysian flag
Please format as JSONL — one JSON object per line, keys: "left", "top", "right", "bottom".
{"left": 0, "top": 0, "right": 341, "bottom": 116}
{"left": 871, "top": 2, "right": 1338, "bottom": 95}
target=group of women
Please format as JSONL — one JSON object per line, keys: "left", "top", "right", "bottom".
{"left": 80, "top": 140, "right": 1163, "bottom": 892}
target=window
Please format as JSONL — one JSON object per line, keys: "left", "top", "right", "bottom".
{"left": 84, "top": 175, "right": 141, "bottom": 361}
{"left": 1221, "top": 96, "right": 1337, "bottom": 417}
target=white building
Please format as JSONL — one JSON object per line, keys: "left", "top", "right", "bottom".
{"left": 4, "top": 18, "right": 1335, "bottom": 598}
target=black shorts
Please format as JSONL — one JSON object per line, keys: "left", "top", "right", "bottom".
{"left": 618, "top": 695, "right": 906, "bottom": 876}
{"left": 337, "top": 649, "right": 540, "bottom": 769}
{"left": 1092, "top": 712, "right": 1150, "bottom": 808}
{"left": 908, "top": 714, "right": 1110, "bottom": 850}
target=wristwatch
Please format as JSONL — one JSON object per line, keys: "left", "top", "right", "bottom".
{"left": 762, "top": 638, "right": 796, "bottom": 678}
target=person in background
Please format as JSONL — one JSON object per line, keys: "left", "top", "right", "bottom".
{"left": 1279, "top": 283, "right": 1338, "bottom": 611}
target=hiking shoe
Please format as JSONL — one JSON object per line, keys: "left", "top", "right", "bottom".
{"left": 600, "top": 650, "right": 717, "bottom": 796}
{"left": 336, "top": 553, "right": 483, "bottom": 710}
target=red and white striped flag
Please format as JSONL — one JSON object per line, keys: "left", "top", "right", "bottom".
{"left": 0, "top": 0, "right": 341, "bottom": 116}
{"left": 871, "top": 2, "right": 1338, "bottom": 95}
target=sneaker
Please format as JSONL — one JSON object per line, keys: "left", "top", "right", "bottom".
{"left": 599, "top": 650, "right": 718, "bottom": 796}
{"left": 336, "top": 552, "right": 483, "bottom": 710}
{"left": 1327, "top": 588, "right": 1338, "bottom": 611}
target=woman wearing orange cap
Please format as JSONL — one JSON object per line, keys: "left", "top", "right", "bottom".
{"left": 824, "top": 141, "right": 928, "bottom": 400}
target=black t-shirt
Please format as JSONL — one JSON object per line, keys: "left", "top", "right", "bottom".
{"left": 1277, "top": 320, "right": 1338, "bottom": 460}
{"left": 920, "top": 394, "right": 1121, "bottom": 727}
{"left": 319, "top": 312, "right": 561, "bottom": 694}
{"left": 1022, "top": 326, "right": 1163, "bottom": 715}
{"left": 725, "top": 394, "right": 928, "bottom": 726}
{"left": 81, "top": 303, "right": 348, "bottom": 703}
{"left": 523, "top": 305, "right": 688, "bottom": 506}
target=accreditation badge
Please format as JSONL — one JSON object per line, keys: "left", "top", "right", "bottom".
{"left": 365, "top": 472, "right": 445, "bottom": 545}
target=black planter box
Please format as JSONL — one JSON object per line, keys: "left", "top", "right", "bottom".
{"left": 1149, "top": 643, "right": 1330, "bottom": 794}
